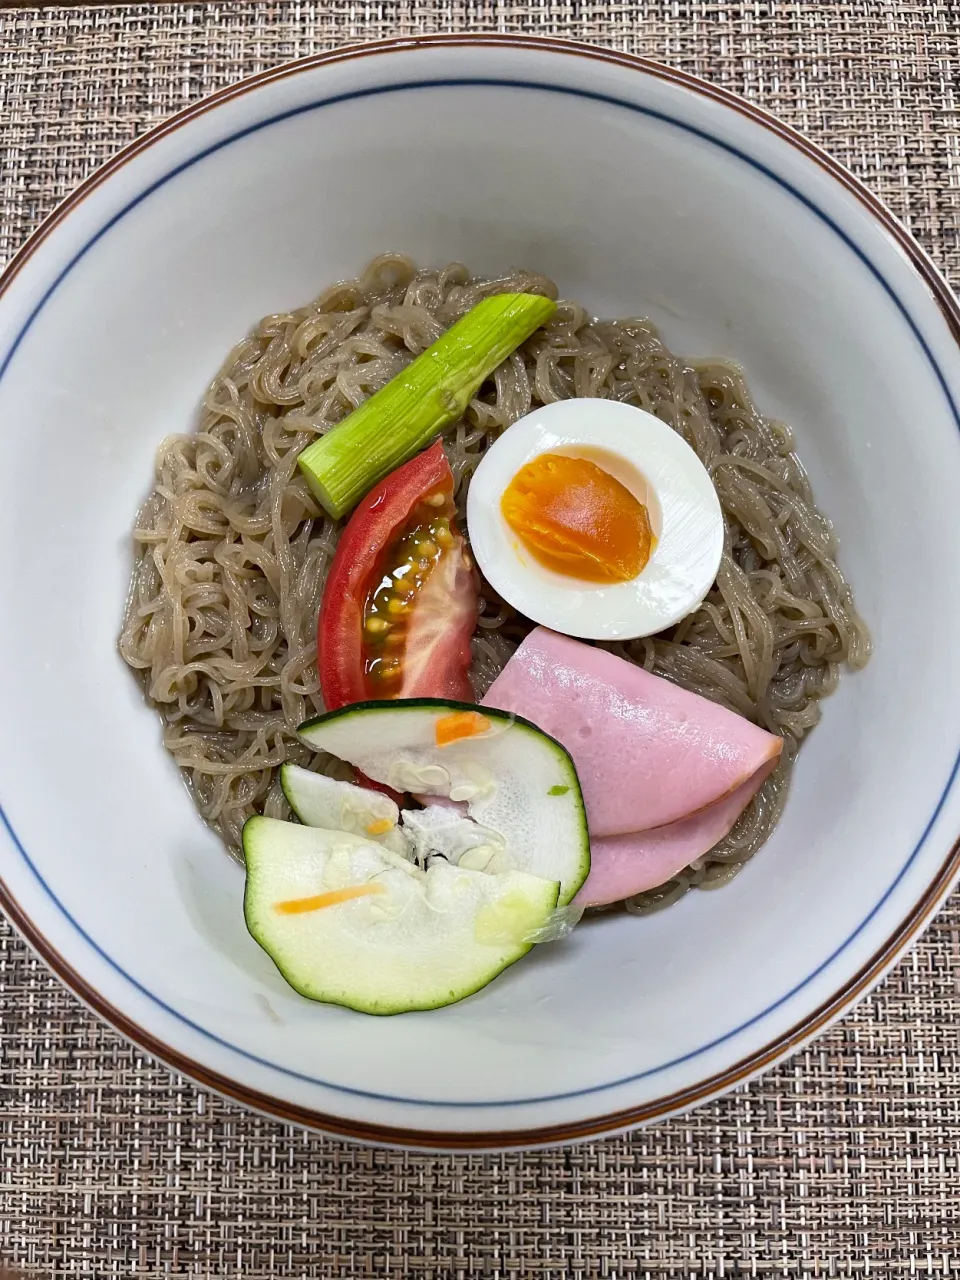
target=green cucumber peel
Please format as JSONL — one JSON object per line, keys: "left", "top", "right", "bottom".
{"left": 296, "top": 292, "right": 557, "bottom": 517}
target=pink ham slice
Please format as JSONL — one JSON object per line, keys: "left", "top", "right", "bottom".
{"left": 482, "top": 628, "right": 782, "bottom": 906}
{"left": 583, "top": 758, "right": 778, "bottom": 905}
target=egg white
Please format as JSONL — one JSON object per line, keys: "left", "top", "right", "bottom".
{"left": 466, "top": 399, "right": 724, "bottom": 641}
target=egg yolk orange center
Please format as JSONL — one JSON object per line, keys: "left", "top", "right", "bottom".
{"left": 500, "top": 452, "right": 652, "bottom": 583}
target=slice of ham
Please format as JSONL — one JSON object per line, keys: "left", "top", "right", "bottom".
{"left": 582, "top": 757, "right": 778, "bottom": 905}
{"left": 482, "top": 628, "right": 782, "bottom": 905}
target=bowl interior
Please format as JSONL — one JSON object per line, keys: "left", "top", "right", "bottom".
{"left": 2, "top": 47, "right": 960, "bottom": 1137}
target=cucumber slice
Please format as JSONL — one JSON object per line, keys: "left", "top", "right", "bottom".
{"left": 243, "top": 816, "right": 560, "bottom": 1014}
{"left": 297, "top": 699, "right": 590, "bottom": 905}
{"left": 280, "top": 764, "right": 410, "bottom": 856}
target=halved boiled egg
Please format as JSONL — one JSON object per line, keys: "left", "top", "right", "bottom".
{"left": 466, "top": 399, "right": 723, "bottom": 641}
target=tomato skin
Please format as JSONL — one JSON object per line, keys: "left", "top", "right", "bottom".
{"left": 317, "top": 441, "right": 477, "bottom": 712}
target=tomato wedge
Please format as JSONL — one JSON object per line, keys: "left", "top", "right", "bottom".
{"left": 318, "top": 441, "right": 478, "bottom": 711}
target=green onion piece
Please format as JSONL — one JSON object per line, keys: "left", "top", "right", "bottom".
{"left": 297, "top": 292, "right": 557, "bottom": 518}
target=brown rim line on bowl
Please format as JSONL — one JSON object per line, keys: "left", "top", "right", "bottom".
{"left": 1, "top": 34, "right": 958, "bottom": 1151}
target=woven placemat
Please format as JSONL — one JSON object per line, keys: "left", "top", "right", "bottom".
{"left": 1, "top": 4, "right": 960, "bottom": 1276}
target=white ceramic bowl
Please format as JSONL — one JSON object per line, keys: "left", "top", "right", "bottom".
{"left": 2, "top": 35, "right": 960, "bottom": 1150}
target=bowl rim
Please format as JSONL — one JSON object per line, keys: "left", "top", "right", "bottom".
{"left": 1, "top": 32, "right": 959, "bottom": 1150}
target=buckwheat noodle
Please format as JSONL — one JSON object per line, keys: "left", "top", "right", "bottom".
{"left": 119, "top": 254, "right": 870, "bottom": 914}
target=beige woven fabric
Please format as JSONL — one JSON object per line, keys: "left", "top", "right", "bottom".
{"left": 1, "top": 4, "right": 960, "bottom": 1276}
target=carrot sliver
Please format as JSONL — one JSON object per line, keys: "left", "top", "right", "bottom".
{"left": 366, "top": 818, "right": 394, "bottom": 836}
{"left": 274, "top": 883, "right": 387, "bottom": 915}
{"left": 435, "top": 711, "right": 491, "bottom": 747}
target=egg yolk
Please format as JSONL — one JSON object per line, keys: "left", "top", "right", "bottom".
{"left": 500, "top": 452, "right": 653, "bottom": 583}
